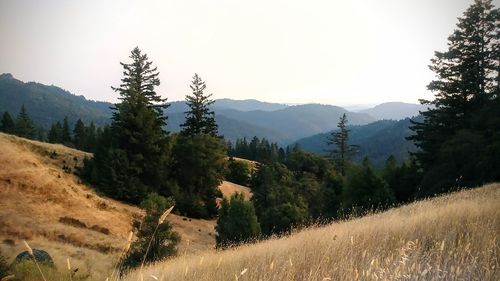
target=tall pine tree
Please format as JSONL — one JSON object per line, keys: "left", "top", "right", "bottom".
{"left": 15, "top": 105, "right": 35, "bottom": 139}
{"left": 326, "top": 113, "right": 358, "bottom": 175}
{"left": 409, "top": 0, "right": 500, "bottom": 195}
{"left": 180, "top": 73, "right": 218, "bottom": 137}
{"left": 85, "top": 47, "right": 171, "bottom": 203}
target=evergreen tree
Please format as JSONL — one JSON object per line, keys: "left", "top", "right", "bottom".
{"left": 408, "top": 0, "right": 499, "bottom": 195}
{"left": 122, "top": 193, "right": 180, "bottom": 270}
{"left": 15, "top": 105, "right": 36, "bottom": 139}
{"left": 326, "top": 113, "right": 358, "bottom": 175}
{"left": 73, "top": 119, "right": 87, "bottom": 150}
{"left": 180, "top": 73, "right": 218, "bottom": 137}
{"left": 61, "top": 116, "right": 72, "bottom": 145}
{"left": 84, "top": 47, "right": 170, "bottom": 203}
{"left": 216, "top": 193, "right": 261, "bottom": 248}
{"left": 86, "top": 121, "right": 97, "bottom": 152}
{"left": 171, "top": 134, "right": 227, "bottom": 218}
{"left": 48, "top": 121, "right": 63, "bottom": 143}
{"left": 0, "top": 112, "right": 15, "bottom": 134}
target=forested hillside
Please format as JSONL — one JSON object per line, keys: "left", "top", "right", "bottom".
{"left": 296, "top": 117, "right": 419, "bottom": 167}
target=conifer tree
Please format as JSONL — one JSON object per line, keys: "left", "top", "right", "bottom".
{"left": 0, "top": 112, "right": 15, "bottom": 134}
{"left": 73, "top": 119, "right": 87, "bottom": 150}
{"left": 122, "top": 193, "right": 180, "bottom": 270}
{"left": 48, "top": 121, "right": 63, "bottom": 143}
{"left": 61, "top": 116, "right": 72, "bottom": 145}
{"left": 180, "top": 73, "right": 218, "bottom": 137}
{"left": 326, "top": 113, "right": 358, "bottom": 175}
{"left": 15, "top": 105, "right": 35, "bottom": 139}
{"left": 408, "top": 0, "right": 499, "bottom": 195}
{"left": 85, "top": 47, "right": 170, "bottom": 203}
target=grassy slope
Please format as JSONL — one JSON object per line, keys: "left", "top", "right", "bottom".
{"left": 127, "top": 184, "right": 500, "bottom": 281}
{"left": 0, "top": 133, "right": 250, "bottom": 280}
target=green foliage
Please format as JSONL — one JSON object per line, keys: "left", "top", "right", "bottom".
{"left": 123, "top": 193, "right": 180, "bottom": 270}
{"left": 228, "top": 136, "right": 285, "bottom": 163}
{"left": 226, "top": 157, "right": 251, "bottom": 186}
{"left": 47, "top": 121, "right": 63, "bottom": 143}
{"left": 382, "top": 156, "right": 421, "bottom": 203}
{"left": 342, "top": 158, "right": 395, "bottom": 214}
{"left": 251, "top": 163, "right": 309, "bottom": 235}
{"left": 216, "top": 193, "right": 261, "bottom": 248}
{"left": 83, "top": 47, "right": 171, "bottom": 204}
{"left": 1, "top": 111, "right": 15, "bottom": 134}
{"left": 408, "top": 0, "right": 500, "bottom": 196}
{"left": 180, "top": 73, "right": 218, "bottom": 137}
{"left": 15, "top": 105, "right": 36, "bottom": 139}
{"left": 171, "top": 133, "right": 227, "bottom": 218}
{"left": 326, "top": 113, "right": 359, "bottom": 175}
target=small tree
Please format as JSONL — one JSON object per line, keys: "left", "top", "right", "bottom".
{"left": 1, "top": 112, "right": 15, "bottom": 134}
{"left": 122, "top": 193, "right": 180, "bottom": 270}
{"left": 48, "top": 121, "right": 63, "bottom": 143}
{"left": 15, "top": 105, "right": 35, "bottom": 139}
{"left": 73, "top": 119, "right": 86, "bottom": 150}
{"left": 180, "top": 73, "right": 218, "bottom": 137}
{"left": 61, "top": 116, "right": 72, "bottom": 145}
{"left": 326, "top": 113, "right": 358, "bottom": 175}
{"left": 216, "top": 193, "right": 261, "bottom": 248}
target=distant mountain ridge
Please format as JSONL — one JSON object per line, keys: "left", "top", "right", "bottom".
{"left": 359, "top": 102, "right": 430, "bottom": 120}
{"left": 0, "top": 73, "right": 424, "bottom": 147}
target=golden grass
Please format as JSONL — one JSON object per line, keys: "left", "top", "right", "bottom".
{"left": 0, "top": 133, "right": 254, "bottom": 280}
{"left": 125, "top": 183, "right": 500, "bottom": 281}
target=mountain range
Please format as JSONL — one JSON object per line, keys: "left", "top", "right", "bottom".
{"left": 0, "top": 73, "right": 424, "bottom": 163}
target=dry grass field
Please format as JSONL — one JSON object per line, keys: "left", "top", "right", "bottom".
{"left": 0, "top": 133, "right": 250, "bottom": 280}
{"left": 126, "top": 183, "right": 500, "bottom": 281}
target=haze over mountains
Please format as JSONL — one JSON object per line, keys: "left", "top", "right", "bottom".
{"left": 0, "top": 73, "right": 423, "bottom": 161}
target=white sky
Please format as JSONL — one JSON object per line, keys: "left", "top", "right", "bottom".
{"left": 0, "top": 0, "right": 495, "bottom": 106}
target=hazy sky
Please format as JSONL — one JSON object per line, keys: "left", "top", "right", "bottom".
{"left": 0, "top": 0, "right": 495, "bottom": 106}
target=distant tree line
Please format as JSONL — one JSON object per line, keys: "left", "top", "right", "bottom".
{"left": 1, "top": 105, "right": 103, "bottom": 153}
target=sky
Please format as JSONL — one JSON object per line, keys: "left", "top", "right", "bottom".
{"left": 0, "top": 0, "right": 495, "bottom": 106}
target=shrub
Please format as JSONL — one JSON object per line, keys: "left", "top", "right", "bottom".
{"left": 216, "top": 193, "right": 261, "bottom": 248}
{"left": 122, "top": 193, "right": 180, "bottom": 271}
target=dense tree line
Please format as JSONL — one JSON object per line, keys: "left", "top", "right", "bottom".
{"left": 227, "top": 136, "right": 286, "bottom": 163}
{"left": 81, "top": 48, "right": 226, "bottom": 220}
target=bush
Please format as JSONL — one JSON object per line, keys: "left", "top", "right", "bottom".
{"left": 122, "top": 193, "right": 180, "bottom": 271}
{"left": 226, "top": 157, "right": 251, "bottom": 186}
{"left": 216, "top": 193, "right": 261, "bottom": 248}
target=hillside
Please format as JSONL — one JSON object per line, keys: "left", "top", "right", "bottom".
{"left": 296, "top": 117, "right": 420, "bottom": 167}
{"left": 0, "top": 133, "right": 250, "bottom": 280}
{"left": 218, "top": 104, "right": 375, "bottom": 142}
{"left": 0, "top": 73, "right": 112, "bottom": 128}
{"left": 127, "top": 183, "right": 500, "bottom": 281}
{"left": 0, "top": 74, "right": 374, "bottom": 144}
